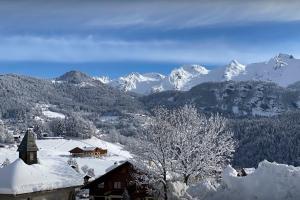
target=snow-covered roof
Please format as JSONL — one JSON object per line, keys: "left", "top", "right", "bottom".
{"left": 83, "top": 161, "right": 131, "bottom": 189}
{"left": 82, "top": 147, "right": 97, "bottom": 151}
{"left": 0, "top": 158, "right": 83, "bottom": 195}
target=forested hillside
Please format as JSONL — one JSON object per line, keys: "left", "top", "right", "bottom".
{"left": 141, "top": 81, "right": 300, "bottom": 117}
{"left": 0, "top": 72, "right": 145, "bottom": 138}
{"left": 1, "top": 71, "right": 300, "bottom": 169}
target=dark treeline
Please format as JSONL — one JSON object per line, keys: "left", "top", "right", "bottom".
{"left": 231, "top": 111, "right": 300, "bottom": 167}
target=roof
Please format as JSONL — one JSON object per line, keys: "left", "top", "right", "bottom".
{"left": 0, "top": 158, "right": 83, "bottom": 195}
{"left": 69, "top": 146, "right": 106, "bottom": 153}
{"left": 82, "top": 147, "right": 97, "bottom": 151}
{"left": 83, "top": 161, "right": 132, "bottom": 189}
{"left": 17, "top": 129, "right": 38, "bottom": 152}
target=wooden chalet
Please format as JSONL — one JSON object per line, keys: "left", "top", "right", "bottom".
{"left": 69, "top": 146, "right": 107, "bottom": 157}
{"left": 83, "top": 161, "right": 153, "bottom": 200}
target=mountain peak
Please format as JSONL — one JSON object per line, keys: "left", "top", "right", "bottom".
{"left": 94, "top": 76, "right": 111, "bottom": 84}
{"left": 181, "top": 64, "right": 209, "bottom": 75}
{"left": 224, "top": 60, "right": 246, "bottom": 80}
{"left": 277, "top": 53, "right": 294, "bottom": 60}
{"left": 56, "top": 71, "right": 92, "bottom": 84}
{"left": 268, "top": 53, "right": 294, "bottom": 70}
{"left": 228, "top": 59, "right": 243, "bottom": 66}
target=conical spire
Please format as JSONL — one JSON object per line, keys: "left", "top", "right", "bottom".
{"left": 17, "top": 129, "right": 38, "bottom": 152}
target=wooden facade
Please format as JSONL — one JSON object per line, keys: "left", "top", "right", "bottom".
{"left": 69, "top": 147, "right": 107, "bottom": 157}
{"left": 83, "top": 161, "right": 153, "bottom": 200}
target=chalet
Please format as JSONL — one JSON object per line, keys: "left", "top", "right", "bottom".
{"left": 69, "top": 146, "right": 108, "bottom": 157}
{"left": 83, "top": 161, "right": 153, "bottom": 200}
{"left": 0, "top": 129, "right": 83, "bottom": 200}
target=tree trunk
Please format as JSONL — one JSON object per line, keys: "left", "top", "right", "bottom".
{"left": 184, "top": 174, "right": 190, "bottom": 184}
{"left": 163, "top": 183, "right": 168, "bottom": 200}
{"left": 163, "top": 171, "right": 168, "bottom": 200}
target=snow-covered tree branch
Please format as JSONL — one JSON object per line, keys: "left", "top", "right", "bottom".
{"left": 131, "top": 105, "right": 236, "bottom": 199}
{"left": 131, "top": 107, "right": 174, "bottom": 200}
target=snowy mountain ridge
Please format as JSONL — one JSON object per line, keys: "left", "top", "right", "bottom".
{"left": 98, "top": 53, "right": 300, "bottom": 95}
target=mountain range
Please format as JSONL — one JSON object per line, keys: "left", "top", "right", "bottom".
{"left": 98, "top": 53, "right": 300, "bottom": 95}
{"left": 0, "top": 53, "right": 300, "bottom": 134}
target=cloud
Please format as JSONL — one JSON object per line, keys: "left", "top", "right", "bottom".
{"left": 0, "top": 0, "right": 300, "bottom": 33}
{"left": 0, "top": 1, "right": 300, "bottom": 65}
{"left": 0, "top": 35, "right": 298, "bottom": 64}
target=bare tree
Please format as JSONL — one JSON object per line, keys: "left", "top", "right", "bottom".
{"left": 170, "top": 105, "right": 235, "bottom": 184}
{"left": 87, "top": 168, "right": 95, "bottom": 178}
{"left": 131, "top": 105, "right": 236, "bottom": 199}
{"left": 67, "top": 157, "right": 79, "bottom": 173}
{"left": 81, "top": 165, "right": 89, "bottom": 174}
{"left": 132, "top": 107, "right": 174, "bottom": 200}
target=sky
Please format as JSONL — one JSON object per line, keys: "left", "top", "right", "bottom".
{"left": 0, "top": 0, "right": 300, "bottom": 78}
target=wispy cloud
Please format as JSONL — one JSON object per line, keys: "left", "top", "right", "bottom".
{"left": 0, "top": 35, "right": 299, "bottom": 64}
{"left": 1, "top": 0, "right": 300, "bottom": 33}
{"left": 0, "top": 1, "right": 300, "bottom": 66}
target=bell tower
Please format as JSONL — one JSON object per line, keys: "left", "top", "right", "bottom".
{"left": 17, "top": 128, "right": 39, "bottom": 165}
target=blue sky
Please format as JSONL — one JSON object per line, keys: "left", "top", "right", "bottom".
{"left": 0, "top": 0, "right": 300, "bottom": 78}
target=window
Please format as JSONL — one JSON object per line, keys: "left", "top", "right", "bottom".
{"left": 29, "top": 152, "right": 34, "bottom": 161}
{"left": 98, "top": 182, "right": 104, "bottom": 188}
{"left": 113, "top": 181, "right": 122, "bottom": 189}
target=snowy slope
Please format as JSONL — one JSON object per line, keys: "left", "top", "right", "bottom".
{"left": 187, "top": 160, "right": 300, "bottom": 200}
{"left": 0, "top": 137, "right": 131, "bottom": 179}
{"left": 100, "top": 54, "right": 300, "bottom": 95}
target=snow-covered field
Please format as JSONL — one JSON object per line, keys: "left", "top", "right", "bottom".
{"left": 0, "top": 137, "right": 131, "bottom": 177}
{"left": 42, "top": 110, "right": 65, "bottom": 119}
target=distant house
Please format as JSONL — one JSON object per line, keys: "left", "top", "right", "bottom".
{"left": 69, "top": 147, "right": 107, "bottom": 157}
{"left": 83, "top": 161, "right": 153, "bottom": 200}
{"left": 0, "top": 129, "right": 83, "bottom": 200}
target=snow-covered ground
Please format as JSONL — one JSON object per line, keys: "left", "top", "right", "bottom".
{"left": 187, "top": 160, "right": 300, "bottom": 200}
{"left": 34, "top": 103, "right": 66, "bottom": 120}
{"left": 42, "top": 110, "right": 65, "bottom": 119}
{"left": 0, "top": 137, "right": 131, "bottom": 177}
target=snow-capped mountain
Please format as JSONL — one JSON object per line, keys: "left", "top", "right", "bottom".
{"left": 99, "top": 53, "right": 300, "bottom": 95}
{"left": 109, "top": 72, "right": 166, "bottom": 94}
{"left": 105, "top": 65, "right": 210, "bottom": 94}
{"left": 94, "top": 76, "right": 111, "bottom": 84}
